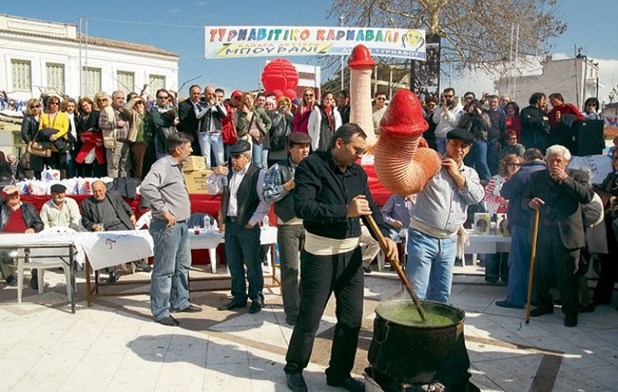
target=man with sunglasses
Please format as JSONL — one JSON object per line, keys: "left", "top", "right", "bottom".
{"left": 0, "top": 185, "right": 44, "bottom": 288}
{"left": 372, "top": 91, "right": 388, "bottom": 135}
{"left": 207, "top": 140, "right": 270, "bottom": 314}
{"left": 284, "top": 124, "right": 397, "bottom": 392}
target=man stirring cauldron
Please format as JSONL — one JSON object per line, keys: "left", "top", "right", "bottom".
{"left": 284, "top": 124, "right": 398, "bottom": 392}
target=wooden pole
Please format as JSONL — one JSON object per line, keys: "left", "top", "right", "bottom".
{"left": 365, "top": 215, "right": 426, "bottom": 322}
{"left": 525, "top": 208, "right": 541, "bottom": 324}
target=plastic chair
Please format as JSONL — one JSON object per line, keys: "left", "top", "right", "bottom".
{"left": 17, "top": 227, "right": 77, "bottom": 303}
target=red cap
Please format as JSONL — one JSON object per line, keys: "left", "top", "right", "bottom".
{"left": 379, "top": 90, "right": 428, "bottom": 137}
{"left": 347, "top": 44, "right": 376, "bottom": 69}
{"left": 231, "top": 90, "right": 242, "bottom": 98}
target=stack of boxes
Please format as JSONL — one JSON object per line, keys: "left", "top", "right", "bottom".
{"left": 182, "top": 156, "right": 211, "bottom": 194}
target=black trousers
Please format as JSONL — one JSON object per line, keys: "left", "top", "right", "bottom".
{"left": 535, "top": 227, "right": 580, "bottom": 317}
{"left": 284, "top": 247, "right": 364, "bottom": 382}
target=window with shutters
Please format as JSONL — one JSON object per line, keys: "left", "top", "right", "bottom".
{"left": 149, "top": 74, "right": 166, "bottom": 93}
{"left": 46, "top": 63, "right": 65, "bottom": 94}
{"left": 11, "top": 59, "right": 32, "bottom": 92}
{"left": 82, "top": 67, "right": 101, "bottom": 99}
{"left": 117, "top": 71, "right": 135, "bottom": 93}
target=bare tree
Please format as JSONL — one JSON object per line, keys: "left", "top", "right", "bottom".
{"left": 330, "top": 0, "right": 566, "bottom": 74}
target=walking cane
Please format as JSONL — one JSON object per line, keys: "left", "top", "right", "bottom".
{"left": 525, "top": 208, "right": 541, "bottom": 324}
{"left": 365, "top": 215, "right": 427, "bottom": 322}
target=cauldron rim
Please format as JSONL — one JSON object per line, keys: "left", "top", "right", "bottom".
{"left": 374, "top": 299, "right": 465, "bottom": 329}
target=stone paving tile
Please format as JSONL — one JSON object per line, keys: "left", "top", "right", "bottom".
{"left": 1, "top": 272, "right": 617, "bottom": 392}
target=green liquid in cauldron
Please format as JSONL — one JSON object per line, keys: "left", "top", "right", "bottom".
{"left": 383, "top": 307, "right": 455, "bottom": 327}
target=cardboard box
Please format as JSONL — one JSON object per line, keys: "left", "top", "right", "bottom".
{"left": 473, "top": 213, "right": 491, "bottom": 235}
{"left": 182, "top": 156, "right": 206, "bottom": 172}
{"left": 184, "top": 169, "right": 211, "bottom": 194}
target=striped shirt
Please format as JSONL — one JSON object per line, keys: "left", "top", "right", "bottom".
{"left": 410, "top": 164, "right": 484, "bottom": 235}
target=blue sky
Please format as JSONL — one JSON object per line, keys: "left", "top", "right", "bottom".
{"left": 3, "top": 0, "right": 617, "bottom": 99}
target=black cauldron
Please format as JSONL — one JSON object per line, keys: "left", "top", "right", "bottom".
{"left": 368, "top": 300, "right": 471, "bottom": 390}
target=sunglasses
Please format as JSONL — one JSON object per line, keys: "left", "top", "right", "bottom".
{"left": 31, "top": 104, "right": 41, "bottom": 108}
{"left": 304, "top": 94, "right": 313, "bottom": 97}
{"left": 158, "top": 95, "right": 169, "bottom": 99}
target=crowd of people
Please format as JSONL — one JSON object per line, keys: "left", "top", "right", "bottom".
{"left": 2, "top": 83, "right": 618, "bottom": 392}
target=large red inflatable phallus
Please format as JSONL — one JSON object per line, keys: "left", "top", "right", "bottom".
{"left": 261, "top": 59, "right": 299, "bottom": 100}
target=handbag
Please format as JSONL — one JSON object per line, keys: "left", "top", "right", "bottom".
{"left": 27, "top": 129, "right": 52, "bottom": 158}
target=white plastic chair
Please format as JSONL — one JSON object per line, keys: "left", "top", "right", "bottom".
{"left": 17, "top": 227, "right": 77, "bottom": 303}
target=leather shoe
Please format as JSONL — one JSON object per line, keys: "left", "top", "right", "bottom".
{"left": 173, "top": 304, "right": 202, "bottom": 313}
{"left": 495, "top": 300, "right": 524, "bottom": 309}
{"left": 530, "top": 307, "right": 554, "bottom": 317}
{"left": 217, "top": 299, "right": 247, "bottom": 311}
{"left": 286, "top": 373, "right": 308, "bottom": 392}
{"left": 248, "top": 299, "right": 263, "bottom": 314}
{"left": 156, "top": 315, "right": 179, "bottom": 326}
{"left": 564, "top": 314, "right": 578, "bottom": 327}
{"left": 327, "top": 376, "right": 365, "bottom": 392}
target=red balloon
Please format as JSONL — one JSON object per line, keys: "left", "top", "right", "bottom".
{"left": 261, "top": 59, "right": 299, "bottom": 99}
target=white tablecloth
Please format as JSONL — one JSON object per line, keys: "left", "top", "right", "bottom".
{"left": 465, "top": 231, "right": 511, "bottom": 254}
{"left": 76, "top": 230, "right": 154, "bottom": 271}
{"left": 0, "top": 232, "right": 85, "bottom": 266}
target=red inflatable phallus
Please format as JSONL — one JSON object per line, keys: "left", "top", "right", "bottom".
{"left": 374, "top": 90, "right": 442, "bottom": 195}
{"left": 348, "top": 44, "right": 376, "bottom": 69}
{"left": 261, "top": 59, "right": 299, "bottom": 100}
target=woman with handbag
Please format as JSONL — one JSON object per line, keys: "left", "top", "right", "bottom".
{"left": 20, "top": 98, "right": 44, "bottom": 179}
{"left": 75, "top": 97, "right": 106, "bottom": 177}
{"left": 38, "top": 96, "right": 69, "bottom": 172}
{"left": 236, "top": 92, "right": 272, "bottom": 169}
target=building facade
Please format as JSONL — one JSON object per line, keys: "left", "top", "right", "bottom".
{"left": 494, "top": 56, "right": 599, "bottom": 110}
{"left": 0, "top": 14, "right": 178, "bottom": 101}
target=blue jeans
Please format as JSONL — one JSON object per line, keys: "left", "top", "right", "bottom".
{"left": 252, "top": 142, "right": 268, "bottom": 169}
{"left": 505, "top": 225, "right": 534, "bottom": 306}
{"left": 224, "top": 220, "right": 263, "bottom": 302}
{"left": 198, "top": 132, "right": 224, "bottom": 168}
{"left": 406, "top": 228, "right": 457, "bottom": 303}
{"left": 464, "top": 140, "right": 491, "bottom": 182}
{"left": 154, "top": 133, "right": 166, "bottom": 161}
{"left": 149, "top": 219, "right": 192, "bottom": 321}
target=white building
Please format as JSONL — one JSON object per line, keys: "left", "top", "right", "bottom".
{"left": 0, "top": 14, "right": 178, "bottom": 102}
{"left": 494, "top": 56, "right": 599, "bottom": 110}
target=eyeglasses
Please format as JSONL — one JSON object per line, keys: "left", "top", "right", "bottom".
{"left": 464, "top": 96, "right": 474, "bottom": 100}
{"left": 31, "top": 104, "right": 41, "bottom": 108}
{"left": 353, "top": 146, "right": 367, "bottom": 156}
{"left": 304, "top": 93, "right": 313, "bottom": 97}
{"left": 135, "top": 101, "right": 145, "bottom": 105}
{"left": 443, "top": 94, "right": 454, "bottom": 98}
{"left": 508, "top": 163, "right": 522, "bottom": 167}
{"left": 97, "top": 98, "right": 107, "bottom": 102}
{"left": 158, "top": 95, "right": 169, "bottom": 99}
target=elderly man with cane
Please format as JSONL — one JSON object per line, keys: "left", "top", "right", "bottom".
{"left": 524, "top": 144, "right": 593, "bottom": 327}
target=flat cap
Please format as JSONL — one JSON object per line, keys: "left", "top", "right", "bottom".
{"left": 50, "top": 184, "right": 67, "bottom": 193}
{"left": 230, "top": 140, "right": 251, "bottom": 154}
{"left": 2, "top": 185, "right": 19, "bottom": 197}
{"left": 447, "top": 128, "right": 475, "bottom": 144}
{"left": 287, "top": 132, "right": 312, "bottom": 145}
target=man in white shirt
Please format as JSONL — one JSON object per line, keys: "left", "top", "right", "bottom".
{"left": 39, "top": 184, "right": 81, "bottom": 230}
{"left": 207, "top": 140, "right": 270, "bottom": 314}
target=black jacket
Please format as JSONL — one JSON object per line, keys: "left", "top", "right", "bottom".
{"left": 294, "top": 150, "right": 389, "bottom": 239}
{"left": 221, "top": 164, "right": 261, "bottom": 227}
{"left": 177, "top": 99, "right": 199, "bottom": 137}
{"left": 80, "top": 192, "right": 134, "bottom": 231}
{"left": 0, "top": 202, "right": 44, "bottom": 233}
